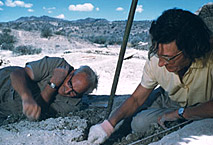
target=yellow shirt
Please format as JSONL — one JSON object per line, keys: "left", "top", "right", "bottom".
{"left": 141, "top": 54, "right": 213, "bottom": 107}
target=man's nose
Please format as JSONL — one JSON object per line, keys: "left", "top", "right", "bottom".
{"left": 158, "top": 58, "right": 168, "bottom": 67}
{"left": 64, "top": 86, "right": 76, "bottom": 97}
{"left": 64, "top": 85, "right": 72, "bottom": 94}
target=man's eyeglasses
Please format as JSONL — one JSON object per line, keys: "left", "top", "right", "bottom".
{"left": 68, "top": 74, "right": 82, "bottom": 97}
{"left": 156, "top": 51, "right": 182, "bottom": 64}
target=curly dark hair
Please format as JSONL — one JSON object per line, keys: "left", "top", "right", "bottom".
{"left": 148, "top": 8, "right": 211, "bottom": 61}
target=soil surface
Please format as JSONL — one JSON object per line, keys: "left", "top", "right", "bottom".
{"left": 0, "top": 95, "right": 190, "bottom": 145}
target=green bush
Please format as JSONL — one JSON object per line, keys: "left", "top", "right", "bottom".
{"left": 0, "top": 30, "right": 16, "bottom": 50}
{"left": 13, "top": 45, "right": 42, "bottom": 55}
{"left": 40, "top": 27, "right": 52, "bottom": 38}
{"left": 107, "top": 35, "right": 122, "bottom": 45}
{"left": 87, "top": 35, "right": 107, "bottom": 44}
{"left": 0, "top": 32, "right": 16, "bottom": 45}
{"left": 1, "top": 43, "right": 14, "bottom": 51}
{"left": 87, "top": 35, "right": 122, "bottom": 45}
{"left": 2, "top": 28, "right": 12, "bottom": 33}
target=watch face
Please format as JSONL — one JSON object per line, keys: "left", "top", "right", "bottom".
{"left": 48, "top": 82, "right": 58, "bottom": 89}
{"left": 50, "top": 83, "right": 56, "bottom": 88}
{"left": 178, "top": 107, "right": 184, "bottom": 115}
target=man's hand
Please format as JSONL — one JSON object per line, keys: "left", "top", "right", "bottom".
{"left": 50, "top": 65, "right": 70, "bottom": 86}
{"left": 22, "top": 98, "right": 41, "bottom": 120}
{"left": 158, "top": 110, "right": 179, "bottom": 129}
{"left": 88, "top": 120, "right": 114, "bottom": 144}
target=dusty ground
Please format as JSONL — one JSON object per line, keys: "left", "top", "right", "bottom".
{"left": 0, "top": 94, "right": 189, "bottom": 145}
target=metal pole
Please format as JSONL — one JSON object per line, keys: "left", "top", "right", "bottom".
{"left": 106, "top": 0, "right": 138, "bottom": 118}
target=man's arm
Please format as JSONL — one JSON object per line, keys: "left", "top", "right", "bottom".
{"left": 108, "top": 84, "right": 153, "bottom": 127}
{"left": 10, "top": 67, "right": 41, "bottom": 120}
{"left": 183, "top": 100, "right": 213, "bottom": 120}
{"left": 88, "top": 84, "right": 153, "bottom": 144}
{"left": 36, "top": 65, "right": 70, "bottom": 103}
{"left": 10, "top": 66, "right": 68, "bottom": 120}
{"left": 158, "top": 100, "right": 213, "bottom": 129}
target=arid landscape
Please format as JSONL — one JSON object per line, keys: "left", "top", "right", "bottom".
{"left": 1, "top": 3, "right": 213, "bottom": 144}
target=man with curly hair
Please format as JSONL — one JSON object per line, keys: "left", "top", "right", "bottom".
{"left": 88, "top": 8, "right": 213, "bottom": 144}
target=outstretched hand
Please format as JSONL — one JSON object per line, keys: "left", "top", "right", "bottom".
{"left": 88, "top": 120, "right": 114, "bottom": 144}
{"left": 158, "top": 110, "right": 179, "bottom": 129}
{"left": 22, "top": 97, "right": 41, "bottom": 120}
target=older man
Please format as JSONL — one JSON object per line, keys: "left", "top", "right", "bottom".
{"left": 88, "top": 8, "right": 213, "bottom": 144}
{"left": 0, "top": 56, "right": 98, "bottom": 120}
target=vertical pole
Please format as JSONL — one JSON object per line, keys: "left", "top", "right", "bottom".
{"left": 106, "top": 0, "right": 138, "bottom": 118}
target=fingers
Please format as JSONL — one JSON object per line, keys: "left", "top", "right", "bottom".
{"left": 88, "top": 124, "right": 109, "bottom": 144}
{"left": 23, "top": 103, "right": 41, "bottom": 120}
{"left": 88, "top": 132, "right": 97, "bottom": 143}
{"left": 88, "top": 126, "right": 97, "bottom": 142}
{"left": 34, "top": 107, "right": 41, "bottom": 120}
{"left": 158, "top": 111, "right": 182, "bottom": 130}
{"left": 27, "top": 107, "right": 41, "bottom": 120}
{"left": 158, "top": 116, "right": 167, "bottom": 129}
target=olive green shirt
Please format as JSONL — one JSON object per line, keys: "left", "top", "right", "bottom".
{"left": 0, "top": 56, "right": 81, "bottom": 118}
{"left": 0, "top": 66, "right": 23, "bottom": 117}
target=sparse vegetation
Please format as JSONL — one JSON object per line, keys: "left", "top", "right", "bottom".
{"left": 13, "top": 45, "right": 42, "bottom": 55}
{"left": 0, "top": 28, "right": 16, "bottom": 50}
{"left": 40, "top": 26, "right": 52, "bottom": 38}
{"left": 2, "top": 28, "right": 12, "bottom": 33}
{"left": 1, "top": 43, "right": 14, "bottom": 51}
{"left": 0, "top": 16, "right": 152, "bottom": 50}
{"left": 87, "top": 35, "right": 123, "bottom": 45}
{"left": 0, "top": 33, "right": 16, "bottom": 45}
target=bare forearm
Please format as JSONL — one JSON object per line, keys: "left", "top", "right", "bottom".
{"left": 109, "top": 97, "right": 141, "bottom": 127}
{"left": 108, "top": 84, "right": 153, "bottom": 127}
{"left": 40, "top": 85, "right": 57, "bottom": 102}
{"left": 41, "top": 66, "right": 70, "bottom": 102}
{"left": 184, "top": 101, "right": 213, "bottom": 120}
{"left": 11, "top": 67, "right": 58, "bottom": 103}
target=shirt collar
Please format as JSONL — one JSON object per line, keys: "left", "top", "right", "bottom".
{"left": 190, "top": 52, "right": 213, "bottom": 69}
{"left": 190, "top": 59, "right": 205, "bottom": 69}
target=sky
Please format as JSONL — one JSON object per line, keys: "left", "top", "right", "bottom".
{"left": 0, "top": 0, "right": 212, "bottom": 22}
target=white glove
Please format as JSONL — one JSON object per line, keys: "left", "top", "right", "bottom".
{"left": 88, "top": 120, "right": 114, "bottom": 144}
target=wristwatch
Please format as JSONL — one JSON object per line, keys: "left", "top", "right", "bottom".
{"left": 178, "top": 107, "right": 186, "bottom": 119}
{"left": 48, "top": 82, "right": 59, "bottom": 90}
